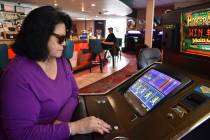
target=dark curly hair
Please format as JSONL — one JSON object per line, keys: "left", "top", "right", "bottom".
{"left": 12, "top": 6, "right": 72, "bottom": 61}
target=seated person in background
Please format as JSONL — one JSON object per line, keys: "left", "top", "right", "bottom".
{"left": 0, "top": 6, "right": 111, "bottom": 140}
{"left": 101, "top": 27, "right": 117, "bottom": 56}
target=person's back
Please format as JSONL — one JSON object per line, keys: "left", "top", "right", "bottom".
{"left": 105, "top": 32, "right": 116, "bottom": 43}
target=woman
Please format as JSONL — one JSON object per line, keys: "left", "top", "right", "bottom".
{"left": 0, "top": 6, "right": 111, "bottom": 140}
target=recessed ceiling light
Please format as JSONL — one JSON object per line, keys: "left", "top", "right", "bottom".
{"left": 54, "top": 3, "right": 58, "bottom": 7}
{"left": 81, "top": 0, "right": 85, "bottom": 12}
{"left": 81, "top": 7, "right": 85, "bottom": 12}
{"left": 91, "top": 3, "right": 96, "bottom": 7}
{"left": 54, "top": 0, "right": 58, "bottom": 7}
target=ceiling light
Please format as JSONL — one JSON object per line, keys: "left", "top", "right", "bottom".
{"left": 104, "top": 11, "right": 113, "bottom": 15}
{"left": 76, "top": 17, "right": 91, "bottom": 20}
{"left": 54, "top": 0, "right": 58, "bottom": 7}
{"left": 91, "top": 4, "right": 96, "bottom": 7}
{"left": 76, "top": 17, "right": 86, "bottom": 20}
{"left": 54, "top": 3, "right": 58, "bottom": 7}
{"left": 81, "top": 0, "right": 85, "bottom": 12}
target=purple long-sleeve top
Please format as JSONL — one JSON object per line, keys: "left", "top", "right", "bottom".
{"left": 0, "top": 56, "right": 79, "bottom": 140}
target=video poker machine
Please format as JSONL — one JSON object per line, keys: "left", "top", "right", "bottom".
{"left": 72, "top": 3, "right": 210, "bottom": 140}
{"left": 72, "top": 63, "right": 209, "bottom": 140}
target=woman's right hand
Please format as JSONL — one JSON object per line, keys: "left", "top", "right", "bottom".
{"left": 69, "top": 116, "right": 112, "bottom": 135}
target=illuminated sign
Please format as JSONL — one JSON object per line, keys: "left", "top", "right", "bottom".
{"left": 186, "top": 10, "right": 210, "bottom": 26}
{"left": 163, "top": 24, "right": 176, "bottom": 29}
{"left": 181, "top": 9, "right": 210, "bottom": 57}
{"left": 3, "top": 4, "right": 15, "bottom": 12}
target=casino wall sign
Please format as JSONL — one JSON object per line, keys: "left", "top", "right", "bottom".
{"left": 181, "top": 8, "right": 210, "bottom": 57}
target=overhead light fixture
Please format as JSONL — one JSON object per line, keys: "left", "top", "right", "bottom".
{"left": 81, "top": 0, "right": 85, "bottom": 12}
{"left": 54, "top": 3, "right": 58, "bottom": 7}
{"left": 54, "top": 0, "right": 58, "bottom": 7}
{"left": 76, "top": 17, "right": 91, "bottom": 20}
{"left": 76, "top": 17, "right": 86, "bottom": 20}
{"left": 91, "top": 3, "right": 96, "bottom": 7}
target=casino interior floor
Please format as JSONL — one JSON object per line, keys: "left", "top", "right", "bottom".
{"left": 74, "top": 53, "right": 131, "bottom": 89}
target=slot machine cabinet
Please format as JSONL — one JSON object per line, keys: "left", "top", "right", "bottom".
{"left": 161, "top": 12, "right": 180, "bottom": 51}
{"left": 72, "top": 63, "right": 210, "bottom": 140}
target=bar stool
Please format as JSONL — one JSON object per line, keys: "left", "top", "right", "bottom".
{"left": 111, "top": 39, "right": 120, "bottom": 67}
{"left": 89, "top": 39, "right": 103, "bottom": 72}
{"left": 103, "top": 40, "right": 120, "bottom": 68}
{"left": 63, "top": 40, "right": 74, "bottom": 70}
{"left": 116, "top": 38, "right": 122, "bottom": 59}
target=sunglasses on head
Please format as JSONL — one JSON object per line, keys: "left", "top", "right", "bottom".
{"left": 52, "top": 33, "right": 66, "bottom": 44}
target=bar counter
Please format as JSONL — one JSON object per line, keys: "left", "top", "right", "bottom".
{"left": 0, "top": 39, "right": 90, "bottom": 71}
{"left": 0, "top": 39, "right": 16, "bottom": 60}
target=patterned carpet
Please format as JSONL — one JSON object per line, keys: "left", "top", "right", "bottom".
{"left": 75, "top": 55, "right": 129, "bottom": 89}
{"left": 79, "top": 53, "right": 137, "bottom": 93}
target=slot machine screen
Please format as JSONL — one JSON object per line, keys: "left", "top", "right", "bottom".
{"left": 181, "top": 8, "right": 210, "bottom": 58}
{"left": 124, "top": 69, "right": 181, "bottom": 116}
